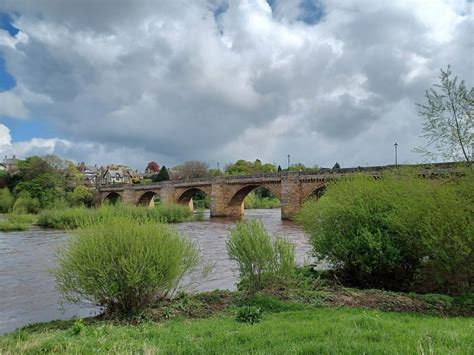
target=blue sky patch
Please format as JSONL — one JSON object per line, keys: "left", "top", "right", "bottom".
{"left": 0, "top": 13, "right": 19, "bottom": 36}
{"left": 0, "top": 57, "right": 16, "bottom": 91}
{"left": 0, "top": 117, "right": 56, "bottom": 142}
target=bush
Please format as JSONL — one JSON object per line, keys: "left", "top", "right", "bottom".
{"left": 52, "top": 218, "right": 200, "bottom": 315}
{"left": 0, "top": 188, "right": 13, "bottom": 213}
{"left": 38, "top": 203, "right": 193, "bottom": 229}
{"left": 0, "top": 213, "right": 36, "bottom": 231}
{"left": 12, "top": 191, "right": 41, "bottom": 214}
{"left": 235, "top": 306, "right": 262, "bottom": 324}
{"left": 297, "top": 168, "right": 473, "bottom": 294}
{"left": 226, "top": 220, "right": 296, "bottom": 295}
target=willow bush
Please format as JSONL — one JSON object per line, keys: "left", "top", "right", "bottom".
{"left": 226, "top": 220, "right": 296, "bottom": 295}
{"left": 53, "top": 218, "right": 200, "bottom": 315}
{"left": 297, "top": 167, "right": 473, "bottom": 294}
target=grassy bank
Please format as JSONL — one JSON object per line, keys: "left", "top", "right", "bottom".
{"left": 1, "top": 302, "right": 471, "bottom": 354}
{"left": 0, "top": 214, "right": 37, "bottom": 232}
{"left": 37, "top": 204, "right": 194, "bottom": 229}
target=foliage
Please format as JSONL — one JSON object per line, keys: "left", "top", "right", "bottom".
{"left": 225, "top": 159, "right": 277, "bottom": 175}
{"left": 332, "top": 162, "right": 341, "bottom": 169}
{"left": 145, "top": 161, "right": 160, "bottom": 173}
{"left": 0, "top": 187, "right": 13, "bottom": 213}
{"left": 173, "top": 161, "right": 209, "bottom": 180}
{"left": 415, "top": 65, "right": 473, "bottom": 162}
{"left": 226, "top": 220, "right": 296, "bottom": 295}
{"left": 1, "top": 307, "right": 472, "bottom": 354}
{"left": 0, "top": 213, "right": 36, "bottom": 231}
{"left": 52, "top": 218, "right": 200, "bottom": 315}
{"left": 235, "top": 306, "right": 262, "bottom": 324}
{"left": 6, "top": 155, "right": 89, "bottom": 211}
{"left": 244, "top": 191, "right": 280, "bottom": 209}
{"left": 193, "top": 191, "right": 210, "bottom": 209}
{"left": 12, "top": 191, "right": 41, "bottom": 214}
{"left": 68, "top": 186, "right": 93, "bottom": 207}
{"left": 152, "top": 166, "right": 170, "bottom": 182}
{"left": 297, "top": 168, "right": 474, "bottom": 294}
{"left": 37, "top": 203, "right": 194, "bottom": 229}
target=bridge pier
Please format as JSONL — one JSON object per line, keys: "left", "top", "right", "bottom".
{"left": 210, "top": 181, "right": 243, "bottom": 217}
{"left": 280, "top": 175, "right": 302, "bottom": 220}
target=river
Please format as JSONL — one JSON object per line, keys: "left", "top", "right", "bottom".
{"left": 0, "top": 209, "right": 311, "bottom": 335}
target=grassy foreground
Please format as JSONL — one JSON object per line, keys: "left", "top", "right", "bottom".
{"left": 1, "top": 307, "right": 471, "bottom": 354}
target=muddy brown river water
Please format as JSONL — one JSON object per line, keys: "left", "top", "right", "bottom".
{"left": 0, "top": 209, "right": 312, "bottom": 334}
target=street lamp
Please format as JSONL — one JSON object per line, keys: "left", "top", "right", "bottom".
{"left": 287, "top": 154, "right": 290, "bottom": 170}
{"left": 394, "top": 142, "right": 398, "bottom": 166}
{"left": 217, "top": 162, "right": 220, "bottom": 171}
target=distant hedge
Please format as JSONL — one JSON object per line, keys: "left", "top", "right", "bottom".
{"left": 297, "top": 167, "right": 473, "bottom": 294}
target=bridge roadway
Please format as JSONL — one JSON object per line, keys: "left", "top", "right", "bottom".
{"left": 97, "top": 162, "right": 460, "bottom": 219}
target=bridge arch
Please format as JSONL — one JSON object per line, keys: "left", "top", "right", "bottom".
{"left": 137, "top": 191, "right": 159, "bottom": 207}
{"left": 302, "top": 182, "right": 327, "bottom": 202}
{"left": 176, "top": 187, "right": 211, "bottom": 211}
{"left": 228, "top": 184, "right": 282, "bottom": 210}
{"left": 102, "top": 192, "right": 122, "bottom": 205}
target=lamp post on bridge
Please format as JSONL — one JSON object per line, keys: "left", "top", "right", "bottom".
{"left": 217, "top": 162, "right": 220, "bottom": 171}
{"left": 287, "top": 154, "right": 290, "bottom": 170}
{"left": 394, "top": 142, "right": 398, "bottom": 166}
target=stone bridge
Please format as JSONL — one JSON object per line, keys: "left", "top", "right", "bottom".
{"left": 96, "top": 163, "right": 460, "bottom": 220}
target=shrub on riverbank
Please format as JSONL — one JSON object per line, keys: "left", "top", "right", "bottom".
{"left": 0, "top": 188, "right": 13, "bottom": 213}
{"left": 52, "top": 218, "right": 200, "bottom": 315}
{"left": 226, "top": 220, "right": 296, "bottom": 295}
{"left": 37, "top": 203, "right": 194, "bottom": 229}
{"left": 297, "top": 167, "right": 473, "bottom": 294}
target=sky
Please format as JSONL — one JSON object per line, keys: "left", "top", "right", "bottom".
{"left": 0, "top": 0, "right": 473, "bottom": 170}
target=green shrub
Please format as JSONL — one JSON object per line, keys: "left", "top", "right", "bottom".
{"left": 235, "top": 306, "right": 262, "bottom": 324}
{"left": 0, "top": 213, "right": 36, "bottom": 232}
{"left": 226, "top": 220, "right": 296, "bottom": 295}
{"left": 12, "top": 191, "right": 41, "bottom": 214}
{"left": 0, "top": 188, "right": 13, "bottom": 213}
{"left": 52, "top": 218, "right": 200, "bottom": 315}
{"left": 297, "top": 168, "right": 473, "bottom": 294}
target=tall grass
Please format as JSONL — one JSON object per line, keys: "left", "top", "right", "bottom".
{"left": 0, "top": 213, "right": 37, "bottom": 232}
{"left": 37, "top": 203, "right": 194, "bottom": 229}
{"left": 52, "top": 217, "right": 200, "bottom": 315}
{"left": 226, "top": 220, "right": 295, "bottom": 295}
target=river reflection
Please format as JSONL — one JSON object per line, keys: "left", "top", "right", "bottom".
{"left": 0, "top": 209, "right": 311, "bottom": 334}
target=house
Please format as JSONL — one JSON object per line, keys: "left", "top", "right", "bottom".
{"left": 101, "top": 166, "right": 133, "bottom": 185}
{"left": 2, "top": 155, "right": 20, "bottom": 174}
{"left": 77, "top": 162, "right": 100, "bottom": 186}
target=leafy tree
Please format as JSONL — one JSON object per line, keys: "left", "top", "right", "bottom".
{"left": 288, "top": 163, "right": 306, "bottom": 172}
{"left": 415, "top": 65, "right": 473, "bottom": 162}
{"left": 225, "top": 159, "right": 277, "bottom": 175}
{"left": 70, "top": 186, "right": 94, "bottom": 206}
{"left": 145, "top": 161, "right": 160, "bottom": 173}
{"left": 153, "top": 166, "right": 170, "bottom": 182}
{"left": 332, "top": 162, "right": 341, "bottom": 169}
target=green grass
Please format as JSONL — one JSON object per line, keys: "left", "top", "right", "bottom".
{"left": 37, "top": 203, "right": 194, "bottom": 229}
{"left": 0, "top": 214, "right": 37, "bottom": 232}
{"left": 1, "top": 307, "right": 471, "bottom": 354}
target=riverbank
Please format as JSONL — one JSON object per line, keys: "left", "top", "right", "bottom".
{"left": 1, "top": 290, "right": 472, "bottom": 354}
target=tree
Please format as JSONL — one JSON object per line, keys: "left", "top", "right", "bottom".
{"left": 415, "top": 65, "right": 473, "bottom": 162}
{"left": 153, "top": 166, "right": 170, "bottom": 182}
{"left": 277, "top": 165, "right": 282, "bottom": 172}
{"left": 174, "top": 161, "right": 208, "bottom": 180}
{"left": 332, "top": 162, "right": 341, "bottom": 169}
{"left": 145, "top": 161, "right": 160, "bottom": 174}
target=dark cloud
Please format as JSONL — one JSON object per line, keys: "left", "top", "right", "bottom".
{"left": 0, "top": 0, "right": 472, "bottom": 168}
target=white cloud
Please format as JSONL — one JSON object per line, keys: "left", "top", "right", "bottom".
{"left": 0, "top": 0, "right": 472, "bottom": 168}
